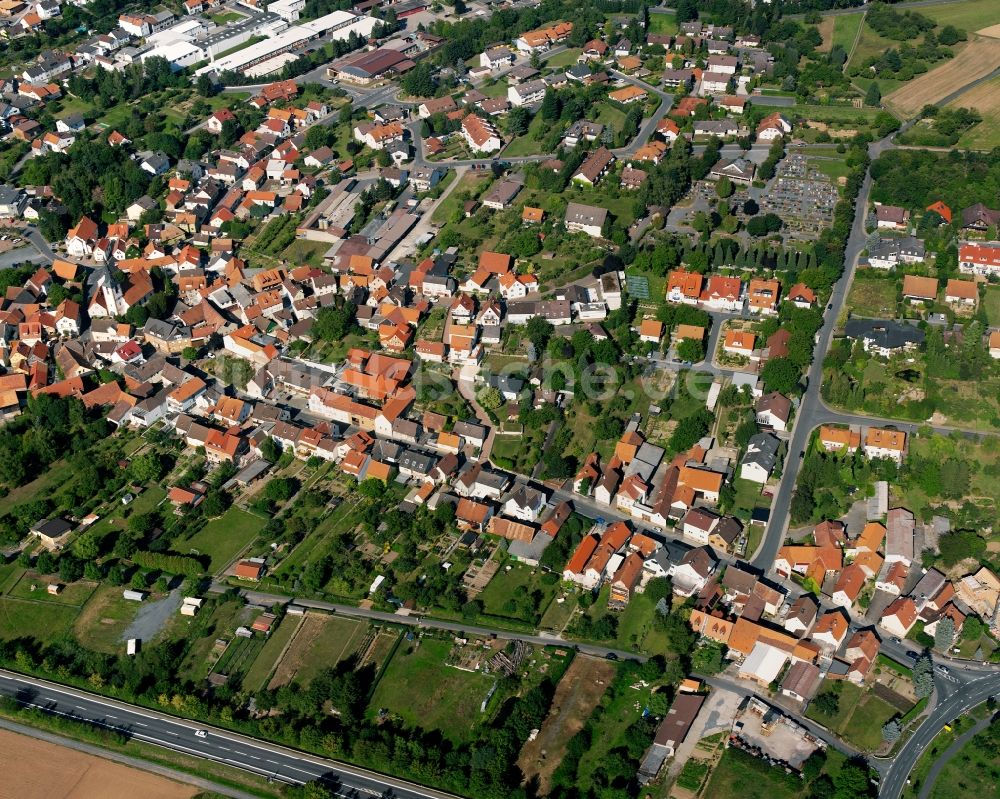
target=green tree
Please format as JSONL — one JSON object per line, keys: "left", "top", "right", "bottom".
{"left": 129, "top": 452, "right": 164, "bottom": 483}
{"left": 715, "top": 175, "right": 733, "bottom": 198}
{"left": 761, "top": 357, "right": 800, "bottom": 394}
{"left": 478, "top": 386, "right": 503, "bottom": 409}
{"left": 677, "top": 338, "right": 704, "bottom": 363}
{"left": 934, "top": 615, "right": 955, "bottom": 650}
{"left": 525, "top": 316, "right": 554, "bottom": 351}
{"left": 814, "top": 691, "right": 839, "bottom": 717}
{"left": 864, "top": 82, "right": 881, "bottom": 107}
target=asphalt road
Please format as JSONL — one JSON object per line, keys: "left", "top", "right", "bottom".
{"left": 750, "top": 129, "right": 901, "bottom": 570}
{"left": 914, "top": 710, "right": 994, "bottom": 799}
{"left": 879, "top": 670, "right": 1000, "bottom": 799}
{"left": 0, "top": 669, "right": 460, "bottom": 799}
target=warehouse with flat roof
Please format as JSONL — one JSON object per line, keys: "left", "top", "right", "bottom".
{"left": 195, "top": 11, "right": 378, "bottom": 75}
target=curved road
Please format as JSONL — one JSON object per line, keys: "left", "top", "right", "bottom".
{"left": 879, "top": 672, "right": 1000, "bottom": 799}
{"left": 915, "top": 712, "right": 994, "bottom": 799}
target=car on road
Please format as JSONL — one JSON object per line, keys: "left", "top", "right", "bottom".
{"left": 906, "top": 650, "right": 919, "bottom": 659}
{"left": 194, "top": 729, "right": 207, "bottom": 738}
{"left": 605, "top": 652, "right": 618, "bottom": 661}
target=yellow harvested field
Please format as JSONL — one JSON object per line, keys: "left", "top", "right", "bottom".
{"left": 885, "top": 36, "right": 1000, "bottom": 117}
{"left": 0, "top": 728, "right": 197, "bottom": 799}
{"left": 978, "top": 23, "right": 1000, "bottom": 38}
{"left": 947, "top": 74, "right": 1000, "bottom": 150}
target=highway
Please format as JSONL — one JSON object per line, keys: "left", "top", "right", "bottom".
{"left": 0, "top": 669, "right": 461, "bottom": 799}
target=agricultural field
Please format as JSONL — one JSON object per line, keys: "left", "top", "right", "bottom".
{"left": 885, "top": 37, "right": 1000, "bottom": 117}
{"left": 367, "top": 636, "right": 494, "bottom": 743}
{"left": 1, "top": 729, "right": 197, "bottom": 799}
{"left": 947, "top": 74, "right": 1000, "bottom": 150}
{"left": 919, "top": 0, "right": 1000, "bottom": 32}
{"left": 269, "top": 614, "right": 370, "bottom": 688}
{"left": 242, "top": 614, "right": 301, "bottom": 691}
{"left": 517, "top": 656, "right": 615, "bottom": 793}
{"left": 178, "top": 507, "right": 266, "bottom": 573}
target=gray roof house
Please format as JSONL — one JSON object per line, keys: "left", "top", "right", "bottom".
{"left": 739, "top": 432, "right": 780, "bottom": 484}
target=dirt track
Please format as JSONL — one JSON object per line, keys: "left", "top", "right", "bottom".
{"left": 0, "top": 728, "right": 196, "bottom": 799}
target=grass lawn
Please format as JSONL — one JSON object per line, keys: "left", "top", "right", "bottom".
{"left": 928, "top": 719, "right": 1000, "bottom": 799}
{"left": 479, "top": 79, "right": 509, "bottom": 99}
{"left": 86, "top": 485, "right": 168, "bottom": 545}
{"left": 0, "top": 562, "right": 24, "bottom": 595}
{"left": 841, "top": 693, "right": 899, "bottom": 751}
{"left": 807, "top": 679, "right": 905, "bottom": 751}
{"left": 847, "top": 24, "right": 898, "bottom": 72}
{"left": 594, "top": 101, "right": 627, "bottom": 131}
{"left": 2, "top": 458, "right": 75, "bottom": 508}
{"left": 806, "top": 679, "right": 863, "bottom": 733}
{"left": 73, "top": 585, "right": 143, "bottom": 653}
{"left": 847, "top": 274, "right": 898, "bottom": 319}
{"left": 793, "top": 103, "right": 884, "bottom": 121}
{"left": 703, "top": 746, "right": 804, "bottom": 799}
{"left": 809, "top": 155, "right": 852, "bottom": 181}
{"left": 180, "top": 507, "right": 267, "bottom": 573}
{"left": 431, "top": 170, "right": 489, "bottom": 224}
{"left": 7, "top": 573, "right": 97, "bottom": 606}
{"left": 546, "top": 48, "right": 582, "bottom": 68}
{"left": 832, "top": 13, "right": 864, "bottom": 54}
{"left": 477, "top": 561, "right": 558, "bottom": 624}
{"left": 732, "top": 478, "right": 769, "bottom": 521}
{"left": 211, "top": 11, "right": 243, "bottom": 23}
{"left": 217, "top": 35, "right": 266, "bottom": 59}
{"left": 0, "top": 597, "right": 78, "bottom": 642}
{"left": 368, "top": 636, "right": 494, "bottom": 743}
{"left": 243, "top": 615, "right": 300, "bottom": 691}
{"left": 280, "top": 238, "right": 329, "bottom": 268}
{"left": 919, "top": 0, "right": 1000, "bottom": 31}
{"left": 273, "top": 497, "right": 363, "bottom": 575}
{"left": 648, "top": 11, "right": 677, "bottom": 36}
{"left": 502, "top": 113, "right": 551, "bottom": 157}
